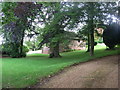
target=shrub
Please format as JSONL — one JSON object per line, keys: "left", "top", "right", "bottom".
{"left": 1, "top": 43, "right": 29, "bottom": 58}
{"left": 94, "top": 42, "right": 97, "bottom": 46}
{"left": 103, "top": 23, "right": 120, "bottom": 49}
{"left": 22, "top": 45, "right": 29, "bottom": 53}
{"left": 0, "top": 43, "right": 12, "bottom": 56}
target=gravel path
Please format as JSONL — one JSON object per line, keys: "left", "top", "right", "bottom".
{"left": 34, "top": 55, "right": 119, "bottom": 88}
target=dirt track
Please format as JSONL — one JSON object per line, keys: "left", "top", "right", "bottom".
{"left": 34, "top": 55, "right": 119, "bottom": 88}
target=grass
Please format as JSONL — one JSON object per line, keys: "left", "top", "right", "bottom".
{"left": 2, "top": 44, "right": 119, "bottom": 88}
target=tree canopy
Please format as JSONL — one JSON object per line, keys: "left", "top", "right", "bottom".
{"left": 1, "top": 2, "right": 119, "bottom": 58}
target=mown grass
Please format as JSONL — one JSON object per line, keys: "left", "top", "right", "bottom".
{"left": 2, "top": 44, "right": 119, "bottom": 88}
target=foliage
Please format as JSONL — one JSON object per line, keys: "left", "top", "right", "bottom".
{"left": 22, "top": 45, "right": 29, "bottom": 53}
{"left": 37, "top": 2, "right": 80, "bottom": 57}
{"left": 1, "top": 2, "right": 118, "bottom": 58}
{"left": 71, "top": 2, "right": 117, "bottom": 55}
{"left": 103, "top": 23, "right": 120, "bottom": 49}
{"left": 1, "top": 43, "right": 29, "bottom": 57}
{"left": 24, "top": 40, "right": 39, "bottom": 51}
{"left": 1, "top": 2, "right": 42, "bottom": 58}
{"left": 0, "top": 43, "right": 12, "bottom": 55}
{"left": 2, "top": 2, "right": 18, "bottom": 24}
{"left": 77, "top": 25, "right": 89, "bottom": 40}
{"left": 2, "top": 45, "right": 119, "bottom": 88}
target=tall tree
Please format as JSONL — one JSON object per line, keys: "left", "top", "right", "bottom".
{"left": 38, "top": 2, "right": 77, "bottom": 58}
{"left": 69, "top": 2, "right": 117, "bottom": 56}
{"left": 2, "top": 2, "right": 42, "bottom": 57}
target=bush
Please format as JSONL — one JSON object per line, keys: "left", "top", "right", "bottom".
{"left": 103, "top": 23, "right": 120, "bottom": 49}
{"left": 94, "top": 42, "right": 97, "bottom": 46}
{"left": 23, "top": 45, "right": 29, "bottom": 53}
{"left": 1, "top": 43, "right": 29, "bottom": 58}
{"left": 0, "top": 43, "right": 13, "bottom": 56}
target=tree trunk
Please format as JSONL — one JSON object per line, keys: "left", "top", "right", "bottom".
{"left": 90, "top": 29, "right": 94, "bottom": 56}
{"left": 89, "top": 15, "right": 95, "bottom": 56}
{"left": 20, "top": 29, "right": 25, "bottom": 57}
{"left": 19, "top": 19, "right": 27, "bottom": 57}
{"left": 89, "top": 18, "right": 94, "bottom": 56}
{"left": 49, "top": 42, "right": 61, "bottom": 58}
{"left": 89, "top": 2, "right": 94, "bottom": 56}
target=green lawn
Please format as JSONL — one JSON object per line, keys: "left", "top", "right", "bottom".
{"left": 2, "top": 45, "right": 119, "bottom": 88}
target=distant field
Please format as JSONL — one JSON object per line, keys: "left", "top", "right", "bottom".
{"left": 2, "top": 44, "right": 119, "bottom": 88}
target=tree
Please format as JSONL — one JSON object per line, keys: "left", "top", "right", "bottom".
{"left": 2, "top": 2, "right": 117, "bottom": 58}
{"left": 37, "top": 2, "right": 78, "bottom": 58}
{"left": 103, "top": 23, "right": 120, "bottom": 49}
{"left": 70, "top": 2, "right": 117, "bottom": 56}
{"left": 2, "top": 2, "right": 42, "bottom": 57}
